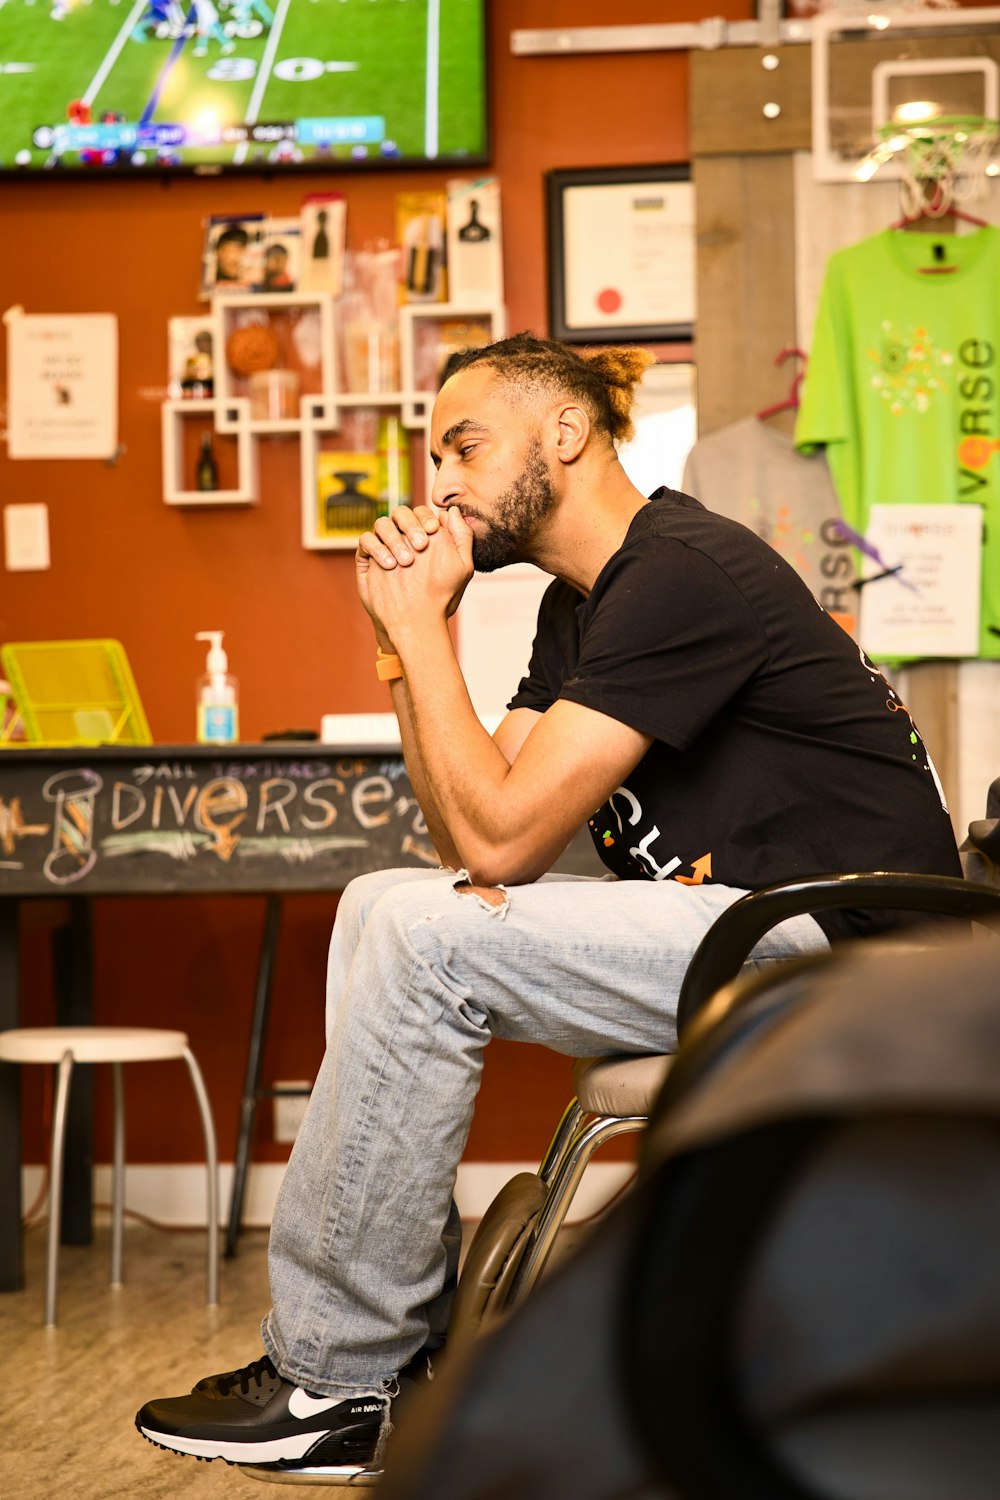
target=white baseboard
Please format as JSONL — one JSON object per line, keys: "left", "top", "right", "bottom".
{"left": 22, "top": 1160, "right": 634, "bottom": 1230}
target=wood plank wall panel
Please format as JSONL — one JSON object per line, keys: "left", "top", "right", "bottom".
{"left": 693, "top": 153, "right": 798, "bottom": 436}
{"left": 690, "top": 44, "right": 811, "bottom": 157}
{"left": 690, "top": 45, "right": 809, "bottom": 435}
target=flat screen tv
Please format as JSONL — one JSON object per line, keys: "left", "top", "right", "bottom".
{"left": 0, "top": 0, "right": 488, "bottom": 176}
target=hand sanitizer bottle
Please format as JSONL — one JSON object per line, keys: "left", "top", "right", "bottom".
{"left": 195, "top": 631, "right": 239, "bottom": 744}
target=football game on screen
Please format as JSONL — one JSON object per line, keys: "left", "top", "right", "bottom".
{"left": 0, "top": 0, "right": 487, "bottom": 173}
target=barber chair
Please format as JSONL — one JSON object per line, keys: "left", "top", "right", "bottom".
{"left": 380, "top": 890, "right": 1000, "bottom": 1500}
{"left": 960, "top": 771, "right": 1000, "bottom": 886}
{"left": 450, "top": 870, "right": 1000, "bottom": 1344}
{"left": 245, "top": 871, "right": 1000, "bottom": 1488}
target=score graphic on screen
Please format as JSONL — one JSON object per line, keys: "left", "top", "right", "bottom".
{"left": 0, "top": 0, "right": 488, "bottom": 175}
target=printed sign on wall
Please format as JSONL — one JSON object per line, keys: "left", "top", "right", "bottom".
{"left": 6, "top": 311, "right": 118, "bottom": 459}
{"left": 859, "top": 503, "right": 982, "bottom": 659}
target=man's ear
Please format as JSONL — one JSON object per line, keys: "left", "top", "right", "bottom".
{"left": 554, "top": 403, "right": 590, "bottom": 464}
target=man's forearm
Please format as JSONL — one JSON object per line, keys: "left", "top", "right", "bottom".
{"left": 386, "top": 675, "right": 464, "bottom": 869}
{"left": 394, "top": 618, "right": 533, "bottom": 885}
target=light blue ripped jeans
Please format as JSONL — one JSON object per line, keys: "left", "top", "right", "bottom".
{"left": 262, "top": 866, "right": 828, "bottom": 1399}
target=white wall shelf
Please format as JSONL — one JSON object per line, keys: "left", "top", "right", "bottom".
{"left": 160, "top": 296, "right": 506, "bottom": 546}
{"left": 161, "top": 398, "right": 258, "bottom": 506}
{"left": 212, "top": 292, "right": 336, "bottom": 435}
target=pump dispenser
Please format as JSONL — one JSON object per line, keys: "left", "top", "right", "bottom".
{"left": 195, "top": 631, "right": 239, "bottom": 744}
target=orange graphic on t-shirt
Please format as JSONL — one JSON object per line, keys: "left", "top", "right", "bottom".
{"left": 958, "top": 435, "right": 1000, "bottom": 470}
{"left": 675, "top": 853, "right": 713, "bottom": 886}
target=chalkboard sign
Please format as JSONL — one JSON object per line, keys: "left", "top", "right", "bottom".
{"left": 0, "top": 744, "right": 604, "bottom": 896}
{"left": 0, "top": 745, "right": 436, "bottom": 896}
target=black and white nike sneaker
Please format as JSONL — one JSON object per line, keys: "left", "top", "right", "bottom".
{"left": 136, "top": 1354, "right": 387, "bottom": 1474}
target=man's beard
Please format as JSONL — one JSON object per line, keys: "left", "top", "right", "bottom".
{"left": 465, "top": 439, "right": 558, "bottom": 572}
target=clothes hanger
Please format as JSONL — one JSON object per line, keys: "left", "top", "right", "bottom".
{"left": 892, "top": 204, "right": 988, "bottom": 229}
{"left": 891, "top": 186, "right": 988, "bottom": 272}
{"left": 756, "top": 347, "right": 807, "bottom": 422}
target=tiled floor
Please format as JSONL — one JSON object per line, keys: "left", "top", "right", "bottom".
{"left": 4, "top": 1221, "right": 289, "bottom": 1499}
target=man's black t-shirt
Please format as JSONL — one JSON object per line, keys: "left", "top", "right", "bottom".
{"left": 508, "top": 489, "right": 962, "bottom": 941}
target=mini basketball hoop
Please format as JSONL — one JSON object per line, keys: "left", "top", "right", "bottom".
{"left": 859, "top": 115, "right": 1000, "bottom": 217}
{"left": 811, "top": 6, "right": 1000, "bottom": 184}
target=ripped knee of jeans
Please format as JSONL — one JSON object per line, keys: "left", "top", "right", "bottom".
{"left": 451, "top": 869, "right": 509, "bottom": 917}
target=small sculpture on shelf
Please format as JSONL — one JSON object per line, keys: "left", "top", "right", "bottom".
{"left": 323, "top": 470, "right": 379, "bottom": 536}
{"left": 180, "top": 329, "right": 215, "bottom": 399}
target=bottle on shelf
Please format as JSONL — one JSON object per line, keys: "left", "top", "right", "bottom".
{"left": 195, "top": 631, "right": 239, "bottom": 744}
{"left": 377, "top": 414, "right": 411, "bottom": 514}
{"left": 195, "top": 431, "right": 219, "bottom": 492}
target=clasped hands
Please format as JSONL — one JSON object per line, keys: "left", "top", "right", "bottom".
{"left": 356, "top": 503, "right": 475, "bottom": 648}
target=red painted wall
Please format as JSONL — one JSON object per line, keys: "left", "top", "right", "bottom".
{"left": 3, "top": 0, "right": 746, "bottom": 1167}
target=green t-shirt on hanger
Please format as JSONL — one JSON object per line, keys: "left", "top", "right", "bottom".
{"left": 795, "top": 225, "right": 1000, "bottom": 659}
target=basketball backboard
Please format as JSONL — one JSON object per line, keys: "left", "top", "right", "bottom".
{"left": 812, "top": 7, "right": 1000, "bottom": 182}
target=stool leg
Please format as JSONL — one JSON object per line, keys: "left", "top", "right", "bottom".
{"left": 45, "top": 1051, "right": 75, "bottom": 1327}
{"left": 182, "top": 1047, "right": 220, "bottom": 1307}
{"left": 227, "top": 894, "right": 281, "bottom": 1257}
{"left": 110, "top": 1062, "right": 125, "bottom": 1288}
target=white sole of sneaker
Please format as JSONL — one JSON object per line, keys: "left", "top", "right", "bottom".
{"left": 138, "top": 1425, "right": 348, "bottom": 1465}
{"left": 243, "top": 1464, "right": 380, "bottom": 1486}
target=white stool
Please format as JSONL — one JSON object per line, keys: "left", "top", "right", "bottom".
{"left": 0, "top": 1026, "right": 220, "bottom": 1326}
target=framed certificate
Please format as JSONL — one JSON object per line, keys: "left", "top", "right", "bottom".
{"left": 546, "top": 165, "right": 695, "bottom": 344}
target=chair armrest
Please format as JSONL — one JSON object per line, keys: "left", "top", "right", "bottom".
{"left": 676, "top": 872, "right": 1000, "bottom": 1037}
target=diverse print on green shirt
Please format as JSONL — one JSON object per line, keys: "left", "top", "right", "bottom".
{"left": 795, "top": 225, "right": 1000, "bottom": 659}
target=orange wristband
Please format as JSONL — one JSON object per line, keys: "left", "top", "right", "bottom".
{"left": 376, "top": 648, "right": 404, "bottom": 682}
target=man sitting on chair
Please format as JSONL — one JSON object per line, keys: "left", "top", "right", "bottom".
{"left": 137, "top": 333, "right": 961, "bottom": 1477}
